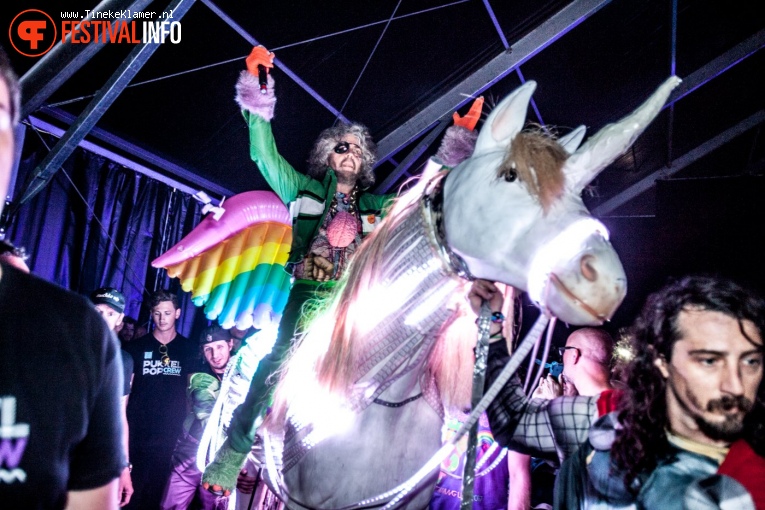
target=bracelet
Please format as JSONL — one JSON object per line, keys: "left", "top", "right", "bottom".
{"left": 475, "top": 311, "right": 505, "bottom": 325}
{"left": 125, "top": 462, "right": 132, "bottom": 473}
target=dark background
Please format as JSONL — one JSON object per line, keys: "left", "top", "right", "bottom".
{"left": 2, "top": 0, "right": 763, "bottom": 343}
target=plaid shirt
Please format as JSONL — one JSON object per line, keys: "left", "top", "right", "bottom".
{"left": 485, "top": 340, "right": 598, "bottom": 464}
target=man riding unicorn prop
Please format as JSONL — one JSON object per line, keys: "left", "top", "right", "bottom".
{"left": 184, "top": 50, "right": 680, "bottom": 506}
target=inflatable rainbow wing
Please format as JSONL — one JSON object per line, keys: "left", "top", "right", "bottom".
{"left": 152, "top": 191, "right": 292, "bottom": 330}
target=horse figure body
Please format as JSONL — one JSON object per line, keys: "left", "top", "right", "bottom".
{"left": 268, "top": 195, "right": 464, "bottom": 508}
{"left": 259, "top": 77, "right": 681, "bottom": 509}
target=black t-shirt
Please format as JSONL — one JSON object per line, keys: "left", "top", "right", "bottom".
{"left": 124, "top": 331, "right": 201, "bottom": 447}
{"left": 121, "top": 349, "right": 133, "bottom": 396}
{"left": 0, "top": 264, "right": 125, "bottom": 509}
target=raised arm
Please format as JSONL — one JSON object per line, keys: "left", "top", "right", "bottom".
{"left": 235, "top": 46, "right": 312, "bottom": 203}
{"left": 485, "top": 336, "right": 597, "bottom": 463}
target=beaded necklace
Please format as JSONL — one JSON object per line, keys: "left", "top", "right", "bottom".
{"left": 328, "top": 185, "right": 359, "bottom": 216}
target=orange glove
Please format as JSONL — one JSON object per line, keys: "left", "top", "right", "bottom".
{"left": 246, "top": 45, "right": 275, "bottom": 77}
{"left": 202, "top": 482, "right": 230, "bottom": 497}
{"left": 452, "top": 96, "right": 484, "bottom": 131}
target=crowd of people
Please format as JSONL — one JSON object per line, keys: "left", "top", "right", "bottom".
{"left": 0, "top": 42, "right": 763, "bottom": 510}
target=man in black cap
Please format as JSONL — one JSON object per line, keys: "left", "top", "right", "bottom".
{"left": 90, "top": 287, "right": 135, "bottom": 507}
{"left": 90, "top": 287, "right": 127, "bottom": 332}
{"left": 160, "top": 326, "right": 234, "bottom": 510}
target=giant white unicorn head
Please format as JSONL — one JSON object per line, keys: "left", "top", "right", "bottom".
{"left": 444, "top": 77, "right": 681, "bottom": 325}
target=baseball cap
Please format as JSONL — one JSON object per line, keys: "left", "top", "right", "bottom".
{"left": 90, "top": 287, "right": 126, "bottom": 313}
{"left": 199, "top": 325, "right": 232, "bottom": 345}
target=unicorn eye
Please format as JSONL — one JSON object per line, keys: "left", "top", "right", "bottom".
{"left": 504, "top": 170, "right": 517, "bottom": 182}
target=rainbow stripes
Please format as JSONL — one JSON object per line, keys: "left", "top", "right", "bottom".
{"left": 153, "top": 191, "right": 294, "bottom": 330}
{"left": 164, "top": 221, "right": 292, "bottom": 329}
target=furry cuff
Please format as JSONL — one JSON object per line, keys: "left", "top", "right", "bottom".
{"left": 235, "top": 70, "right": 277, "bottom": 121}
{"left": 201, "top": 438, "right": 249, "bottom": 492}
{"left": 436, "top": 125, "right": 478, "bottom": 168}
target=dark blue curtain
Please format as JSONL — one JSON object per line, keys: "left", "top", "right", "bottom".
{"left": 7, "top": 129, "right": 207, "bottom": 337}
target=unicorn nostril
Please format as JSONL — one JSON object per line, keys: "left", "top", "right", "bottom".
{"left": 580, "top": 255, "right": 598, "bottom": 282}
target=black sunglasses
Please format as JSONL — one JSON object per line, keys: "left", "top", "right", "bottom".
{"left": 558, "top": 346, "right": 580, "bottom": 357}
{"left": 333, "top": 141, "right": 362, "bottom": 155}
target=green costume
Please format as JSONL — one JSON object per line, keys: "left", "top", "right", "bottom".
{"left": 160, "top": 373, "right": 221, "bottom": 508}
{"left": 244, "top": 113, "right": 394, "bottom": 268}
{"left": 202, "top": 89, "right": 394, "bottom": 491}
{"left": 226, "top": 112, "right": 394, "bottom": 451}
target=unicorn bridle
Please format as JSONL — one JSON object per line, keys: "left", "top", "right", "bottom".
{"left": 426, "top": 174, "right": 612, "bottom": 325}
{"left": 422, "top": 175, "right": 475, "bottom": 280}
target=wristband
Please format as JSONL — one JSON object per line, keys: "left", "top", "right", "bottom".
{"left": 475, "top": 311, "right": 505, "bottom": 325}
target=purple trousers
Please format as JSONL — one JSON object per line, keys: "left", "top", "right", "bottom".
{"left": 160, "top": 434, "right": 225, "bottom": 510}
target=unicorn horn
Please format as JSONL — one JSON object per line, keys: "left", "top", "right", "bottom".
{"left": 565, "top": 76, "right": 682, "bottom": 192}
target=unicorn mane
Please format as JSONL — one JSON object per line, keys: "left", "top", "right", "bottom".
{"left": 499, "top": 127, "right": 568, "bottom": 214}
{"left": 268, "top": 171, "right": 475, "bottom": 427}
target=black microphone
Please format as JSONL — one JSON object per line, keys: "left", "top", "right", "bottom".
{"left": 257, "top": 64, "right": 268, "bottom": 95}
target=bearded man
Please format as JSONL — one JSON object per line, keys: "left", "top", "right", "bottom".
{"left": 201, "top": 45, "right": 396, "bottom": 492}
{"left": 202, "top": 45, "right": 484, "bottom": 494}
{"left": 481, "top": 275, "right": 764, "bottom": 508}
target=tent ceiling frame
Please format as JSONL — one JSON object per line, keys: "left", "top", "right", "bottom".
{"left": 14, "top": 0, "right": 197, "bottom": 211}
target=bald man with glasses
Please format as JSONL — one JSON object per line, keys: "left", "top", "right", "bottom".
{"left": 534, "top": 328, "right": 615, "bottom": 399}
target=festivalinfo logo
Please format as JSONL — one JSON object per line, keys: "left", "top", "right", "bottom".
{"left": 9, "top": 8, "right": 182, "bottom": 57}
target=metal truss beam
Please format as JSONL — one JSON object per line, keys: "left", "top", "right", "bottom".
{"left": 28, "top": 114, "right": 231, "bottom": 200}
{"left": 41, "top": 106, "right": 232, "bottom": 198}
{"left": 665, "top": 29, "right": 765, "bottom": 108}
{"left": 375, "top": 117, "right": 450, "bottom": 193}
{"left": 19, "top": 0, "right": 154, "bottom": 120}
{"left": 375, "top": 0, "right": 613, "bottom": 162}
{"left": 593, "top": 110, "right": 765, "bottom": 216}
{"left": 16, "top": 0, "right": 197, "bottom": 208}
{"left": 593, "top": 31, "right": 765, "bottom": 215}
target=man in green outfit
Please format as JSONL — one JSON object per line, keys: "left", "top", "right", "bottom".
{"left": 202, "top": 45, "right": 396, "bottom": 493}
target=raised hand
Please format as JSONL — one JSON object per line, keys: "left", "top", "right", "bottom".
{"left": 452, "top": 96, "right": 484, "bottom": 131}
{"left": 311, "top": 255, "right": 334, "bottom": 282}
{"left": 532, "top": 374, "right": 563, "bottom": 399}
{"left": 467, "top": 279, "right": 504, "bottom": 317}
{"left": 246, "top": 45, "right": 275, "bottom": 77}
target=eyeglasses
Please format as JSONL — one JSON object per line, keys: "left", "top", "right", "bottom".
{"left": 333, "top": 141, "right": 363, "bottom": 157}
{"left": 558, "top": 346, "right": 580, "bottom": 357}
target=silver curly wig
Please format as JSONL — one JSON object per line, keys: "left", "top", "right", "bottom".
{"left": 307, "top": 122, "right": 377, "bottom": 188}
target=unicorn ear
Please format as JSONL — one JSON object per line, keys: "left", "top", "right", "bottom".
{"left": 565, "top": 76, "right": 682, "bottom": 192}
{"left": 558, "top": 125, "right": 586, "bottom": 155}
{"left": 473, "top": 81, "right": 537, "bottom": 156}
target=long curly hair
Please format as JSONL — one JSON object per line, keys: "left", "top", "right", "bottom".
{"left": 307, "top": 123, "right": 377, "bottom": 188}
{"left": 611, "top": 275, "right": 765, "bottom": 491}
